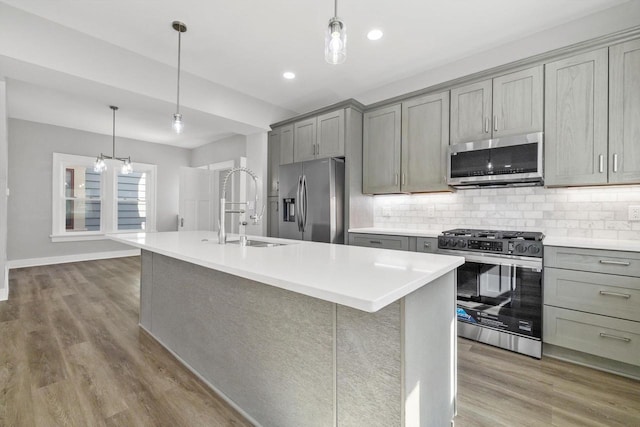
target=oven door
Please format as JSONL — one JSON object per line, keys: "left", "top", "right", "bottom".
{"left": 447, "top": 252, "right": 543, "bottom": 340}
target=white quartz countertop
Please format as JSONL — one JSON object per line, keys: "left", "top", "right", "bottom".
{"left": 348, "top": 227, "right": 442, "bottom": 238}
{"left": 109, "top": 231, "right": 464, "bottom": 313}
{"left": 544, "top": 236, "right": 640, "bottom": 253}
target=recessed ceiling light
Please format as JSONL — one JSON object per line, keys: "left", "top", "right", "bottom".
{"left": 367, "top": 29, "right": 383, "bottom": 41}
{"left": 283, "top": 72, "right": 296, "bottom": 80}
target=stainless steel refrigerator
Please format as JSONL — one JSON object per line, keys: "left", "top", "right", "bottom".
{"left": 278, "top": 158, "right": 344, "bottom": 243}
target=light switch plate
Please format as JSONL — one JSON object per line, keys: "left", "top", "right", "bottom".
{"left": 629, "top": 205, "right": 640, "bottom": 221}
{"left": 427, "top": 205, "right": 436, "bottom": 218}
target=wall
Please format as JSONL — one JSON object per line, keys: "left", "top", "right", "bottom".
{"left": 189, "top": 134, "right": 246, "bottom": 168}
{"left": 244, "top": 132, "right": 268, "bottom": 236}
{"left": 373, "top": 185, "right": 640, "bottom": 240}
{"left": 0, "top": 81, "right": 7, "bottom": 299}
{"left": 7, "top": 119, "right": 190, "bottom": 261}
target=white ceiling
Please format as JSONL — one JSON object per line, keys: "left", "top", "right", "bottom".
{"left": 0, "top": 0, "right": 635, "bottom": 148}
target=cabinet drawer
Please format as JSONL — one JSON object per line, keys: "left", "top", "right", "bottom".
{"left": 544, "top": 268, "right": 640, "bottom": 322}
{"left": 416, "top": 237, "right": 438, "bottom": 254}
{"left": 349, "top": 234, "right": 409, "bottom": 251}
{"left": 544, "top": 305, "right": 640, "bottom": 366}
{"left": 544, "top": 246, "right": 640, "bottom": 277}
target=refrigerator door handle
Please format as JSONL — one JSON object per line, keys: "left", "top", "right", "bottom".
{"left": 301, "top": 174, "right": 308, "bottom": 232}
{"left": 296, "top": 175, "right": 303, "bottom": 232}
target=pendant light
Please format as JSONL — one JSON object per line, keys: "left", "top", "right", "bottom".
{"left": 325, "top": 0, "right": 346, "bottom": 64}
{"left": 172, "top": 20, "right": 187, "bottom": 133}
{"left": 94, "top": 106, "right": 133, "bottom": 175}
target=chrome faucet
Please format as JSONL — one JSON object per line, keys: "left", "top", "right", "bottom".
{"left": 218, "top": 167, "right": 264, "bottom": 245}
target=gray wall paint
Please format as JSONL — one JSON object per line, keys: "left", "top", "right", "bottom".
{"left": 189, "top": 134, "right": 246, "bottom": 168}
{"left": 7, "top": 119, "right": 190, "bottom": 261}
{"left": 0, "top": 81, "right": 8, "bottom": 295}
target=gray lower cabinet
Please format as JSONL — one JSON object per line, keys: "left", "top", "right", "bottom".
{"left": 609, "top": 38, "right": 640, "bottom": 184}
{"left": 544, "top": 246, "right": 640, "bottom": 377}
{"left": 416, "top": 237, "right": 438, "bottom": 254}
{"left": 544, "top": 48, "right": 610, "bottom": 187}
{"left": 349, "top": 233, "right": 409, "bottom": 251}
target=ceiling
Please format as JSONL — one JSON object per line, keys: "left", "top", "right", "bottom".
{"left": 0, "top": 0, "right": 635, "bottom": 148}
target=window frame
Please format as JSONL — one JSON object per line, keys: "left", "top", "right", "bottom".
{"left": 51, "top": 153, "right": 157, "bottom": 242}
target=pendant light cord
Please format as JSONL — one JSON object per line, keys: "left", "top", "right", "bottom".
{"left": 176, "top": 30, "right": 181, "bottom": 115}
{"left": 334, "top": 0, "right": 338, "bottom": 16}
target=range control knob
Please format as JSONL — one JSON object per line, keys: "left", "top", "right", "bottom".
{"left": 458, "top": 240, "right": 467, "bottom": 248}
{"left": 528, "top": 245, "right": 541, "bottom": 255}
{"left": 515, "top": 244, "right": 526, "bottom": 253}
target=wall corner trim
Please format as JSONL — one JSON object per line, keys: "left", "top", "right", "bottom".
{"left": 0, "top": 266, "right": 7, "bottom": 301}
{"left": 6, "top": 249, "right": 141, "bottom": 270}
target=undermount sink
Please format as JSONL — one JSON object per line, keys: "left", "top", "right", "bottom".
{"left": 227, "top": 239, "right": 286, "bottom": 248}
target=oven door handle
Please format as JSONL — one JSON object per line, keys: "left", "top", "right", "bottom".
{"left": 438, "top": 249, "right": 542, "bottom": 269}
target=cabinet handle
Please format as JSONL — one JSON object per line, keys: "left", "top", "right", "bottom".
{"left": 599, "top": 260, "right": 631, "bottom": 266}
{"left": 493, "top": 116, "right": 498, "bottom": 132}
{"left": 402, "top": 173, "right": 406, "bottom": 186}
{"left": 394, "top": 173, "right": 399, "bottom": 186}
{"left": 369, "top": 240, "right": 382, "bottom": 245}
{"left": 599, "top": 333, "right": 631, "bottom": 343}
{"left": 484, "top": 118, "right": 490, "bottom": 133}
{"left": 613, "top": 154, "right": 618, "bottom": 173}
{"left": 424, "top": 242, "right": 431, "bottom": 248}
{"left": 599, "top": 290, "right": 631, "bottom": 299}
{"left": 599, "top": 154, "right": 604, "bottom": 173}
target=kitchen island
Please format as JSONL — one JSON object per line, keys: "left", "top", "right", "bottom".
{"left": 109, "top": 231, "right": 464, "bottom": 427}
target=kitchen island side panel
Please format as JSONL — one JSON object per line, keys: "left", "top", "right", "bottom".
{"left": 336, "top": 301, "right": 402, "bottom": 426}
{"left": 404, "top": 271, "right": 456, "bottom": 427}
{"left": 140, "top": 250, "right": 153, "bottom": 329}
{"left": 148, "top": 253, "right": 335, "bottom": 427}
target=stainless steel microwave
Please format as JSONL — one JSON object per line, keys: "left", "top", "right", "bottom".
{"left": 447, "top": 132, "right": 543, "bottom": 188}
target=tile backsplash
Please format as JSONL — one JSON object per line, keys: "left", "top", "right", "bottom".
{"left": 373, "top": 185, "right": 640, "bottom": 240}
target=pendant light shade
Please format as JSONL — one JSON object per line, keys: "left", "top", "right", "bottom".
{"left": 94, "top": 106, "right": 132, "bottom": 174}
{"left": 325, "top": 0, "right": 346, "bottom": 64}
{"left": 172, "top": 21, "right": 187, "bottom": 133}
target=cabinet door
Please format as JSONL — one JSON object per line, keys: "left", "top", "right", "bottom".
{"left": 363, "top": 104, "right": 401, "bottom": 194}
{"left": 609, "top": 39, "right": 640, "bottom": 184}
{"left": 293, "top": 118, "right": 317, "bottom": 163}
{"left": 267, "top": 197, "right": 279, "bottom": 237}
{"left": 450, "top": 79, "right": 492, "bottom": 144}
{"left": 544, "top": 49, "right": 608, "bottom": 186}
{"left": 267, "top": 130, "right": 281, "bottom": 196}
{"left": 492, "top": 66, "right": 543, "bottom": 138}
{"left": 401, "top": 92, "right": 450, "bottom": 192}
{"left": 317, "top": 109, "right": 345, "bottom": 158}
{"left": 279, "top": 124, "right": 294, "bottom": 165}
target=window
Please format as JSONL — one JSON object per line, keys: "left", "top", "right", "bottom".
{"left": 52, "top": 153, "right": 156, "bottom": 242}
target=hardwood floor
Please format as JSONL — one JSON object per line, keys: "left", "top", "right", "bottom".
{"left": 1, "top": 257, "right": 639, "bottom": 426}
{"left": 0, "top": 257, "right": 251, "bottom": 427}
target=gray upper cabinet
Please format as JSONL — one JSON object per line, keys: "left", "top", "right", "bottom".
{"left": 363, "top": 104, "right": 402, "bottom": 194}
{"left": 450, "top": 66, "right": 543, "bottom": 144}
{"left": 317, "top": 109, "right": 345, "bottom": 159}
{"left": 492, "top": 66, "right": 543, "bottom": 138}
{"left": 545, "top": 49, "right": 609, "bottom": 186}
{"left": 401, "top": 92, "right": 450, "bottom": 192}
{"left": 450, "top": 80, "right": 492, "bottom": 144}
{"left": 294, "top": 118, "right": 317, "bottom": 163}
{"left": 609, "top": 39, "right": 640, "bottom": 185}
{"left": 267, "top": 130, "right": 281, "bottom": 196}
{"left": 279, "top": 124, "right": 294, "bottom": 165}
{"left": 294, "top": 109, "right": 345, "bottom": 163}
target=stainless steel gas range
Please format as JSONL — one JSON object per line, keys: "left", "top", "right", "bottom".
{"left": 438, "top": 229, "right": 544, "bottom": 358}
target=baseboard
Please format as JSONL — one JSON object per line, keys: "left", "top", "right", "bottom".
{"left": 6, "top": 249, "right": 141, "bottom": 270}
